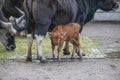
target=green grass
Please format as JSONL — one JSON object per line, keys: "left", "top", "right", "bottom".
{"left": 0, "top": 36, "right": 105, "bottom": 60}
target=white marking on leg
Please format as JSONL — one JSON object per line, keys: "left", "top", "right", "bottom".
{"left": 35, "top": 35, "right": 44, "bottom": 59}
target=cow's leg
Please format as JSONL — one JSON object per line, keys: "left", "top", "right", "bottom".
{"left": 35, "top": 35, "right": 47, "bottom": 63}
{"left": 79, "top": 26, "right": 83, "bottom": 33}
{"left": 63, "top": 41, "right": 70, "bottom": 55}
{"left": 57, "top": 41, "right": 64, "bottom": 61}
{"left": 26, "top": 34, "right": 33, "bottom": 61}
{"left": 32, "top": 0, "right": 55, "bottom": 62}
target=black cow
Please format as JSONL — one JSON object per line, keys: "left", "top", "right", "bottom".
{"left": 2, "top": 0, "right": 24, "bottom": 19}
{"left": 13, "top": 0, "right": 119, "bottom": 62}
{"left": 0, "top": 0, "right": 24, "bottom": 50}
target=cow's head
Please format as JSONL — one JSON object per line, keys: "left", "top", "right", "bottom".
{"left": 0, "top": 17, "right": 17, "bottom": 51}
{"left": 0, "top": 0, "right": 25, "bottom": 50}
{"left": 0, "top": 29, "right": 16, "bottom": 50}
{"left": 97, "top": 0, "right": 119, "bottom": 11}
{"left": 0, "top": 6, "right": 26, "bottom": 50}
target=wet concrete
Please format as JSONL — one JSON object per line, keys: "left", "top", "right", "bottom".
{"left": 106, "top": 51, "right": 120, "bottom": 58}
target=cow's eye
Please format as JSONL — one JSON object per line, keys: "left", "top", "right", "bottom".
{"left": 6, "top": 33, "right": 11, "bottom": 37}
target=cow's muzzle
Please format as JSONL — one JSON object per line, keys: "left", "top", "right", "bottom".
{"left": 113, "top": 3, "right": 119, "bottom": 10}
{"left": 6, "top": 45, "right": 16, "bottom": 51}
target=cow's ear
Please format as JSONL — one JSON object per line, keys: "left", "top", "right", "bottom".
{"left": 47, "top": 32, "right": 52, "bottom": 38}
{"left": 9, "top": 16, "right": 16, "bottom": 24}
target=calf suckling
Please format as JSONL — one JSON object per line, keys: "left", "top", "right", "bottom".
{"left": 48, "top": 23, "right": 83, "bottom": 61}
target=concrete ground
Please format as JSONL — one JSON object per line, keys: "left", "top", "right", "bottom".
{"left": 82, "top": 21, "right": 120, "bottom": 58}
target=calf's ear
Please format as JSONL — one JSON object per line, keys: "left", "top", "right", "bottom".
{"left": 47, "top": 32, "right": 52, "bottom": 38}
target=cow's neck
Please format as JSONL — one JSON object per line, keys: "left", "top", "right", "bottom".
{"left": 85, "top": 0, "right": 98, "bottom": 23}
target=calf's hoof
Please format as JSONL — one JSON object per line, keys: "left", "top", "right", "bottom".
{"left": 53, "top": 55, "right": 56, "bottom": 61}
{"left": 63, "top": 49, "right": 70, "bottom": 55}
{"left": 77, "top": 52, "right": 85, "bottom": 56}
{"left": 53, "top": 58, "right": 56, "bottom": 62}
{"left": 26, "top": 57, "right": 32, "bottom": 62}
{"left": 78, "top": 54, "right": 83, "bottom": 60}
{"left": 82, "top": 53, "right": 85, "bottom": 56}
{"left": 79, "top": 57, "right": 83, "bottom": 60}
{"left": 71, "top": 57, "right": 75, "bottom": 60}
{"left": 40, "top": 59, "right": 48, "bottom": 63}
{"left": 57, "top": 56, "right": 61, "bottom": 62}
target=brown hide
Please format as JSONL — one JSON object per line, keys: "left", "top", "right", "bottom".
{"left": 49, "top": 23, "right": 82, "bottom": 60}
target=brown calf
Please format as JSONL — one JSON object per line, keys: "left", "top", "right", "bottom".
{"left": 48, "top": 23, "right": 82, "bottom": 61}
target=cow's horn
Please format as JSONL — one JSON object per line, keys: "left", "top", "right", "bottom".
{"left": 0, "top": 20, "right": 16, "bottom": 34}
{"left": 15, "top": 7, "right": 25, "bottom": 24}
{"left": 9, "top": 7, "right": 31, "bottom": 31}
{"left": 10, "top": 16, "right": 30, "bottom": 31}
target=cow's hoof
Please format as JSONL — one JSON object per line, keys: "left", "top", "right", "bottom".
{"left": 39, "top": 57, "right": 48, "bottom": 63}
{"left": 57, "top": 59, "right": 61, "bottom": 62}
{"left": 40, "top": 59, "right": 48, "bottom": 63}
{"left": 26, "top": 57, "right": 32, "bottom": 62}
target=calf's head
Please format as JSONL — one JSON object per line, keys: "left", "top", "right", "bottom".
{"left": 48, "top": 32, "right": 66, "bottom": 45}
{"left": 97, "top": 0, "right": 119, "bottom": 11}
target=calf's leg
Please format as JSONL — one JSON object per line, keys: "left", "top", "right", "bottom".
{"left": 63, "top": 41, "right": 70, "bottom": 55}
{"left": 71, "top": 38, "right": 82, "bottom": 60}
{"left": 71, "top": 44, "right": 76, "bottom": 60}
{"left": 57, "top": 40, "right": 64, "bottom": 61}
{"left": 52, "top": 44, "right": 56, "bottom": 61}
{"left": 76, "top": 40, "right": 82, "bottom": 60}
